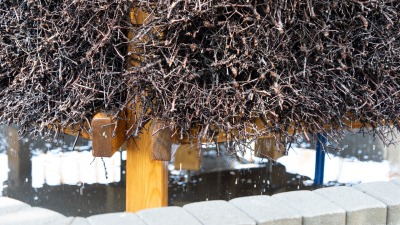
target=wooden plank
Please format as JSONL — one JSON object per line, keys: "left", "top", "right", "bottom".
{"left": 176, "top": 118, "right": 382, "bottom": 145}
{"left": 254, "top": 137, "right": 285, "bottom": 160}
{"left": 62, "top": 112, "right": 126, "bottom": 157}
{"left": 174, "top": 144, "right": 200, "bottom": 171}
{"left": 151, "top": 119, "right": 172, "bottom": 161}
{"left": 126, "top": 121, "right": 169, "bottom": 212}
{"left": 91, "top": 112, "right": 126, "bottom": 157}
{"left": 64, "top": 116, "right": 377, "bottom": 143}
{"left": 62, "top": 125, "right": 91, "bottom": 140}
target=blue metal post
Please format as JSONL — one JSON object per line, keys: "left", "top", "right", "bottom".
{"left": 314, "top": 133, "right": 326, "bottom": 186}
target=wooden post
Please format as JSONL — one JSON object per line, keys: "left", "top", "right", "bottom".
{"left": 125, "top": 7, "right": 169, "bottom": 212}
{"left": 126, "top": 121, "right": 169, "bottom": 212}
{"left": 7, "top": 126, "right": 31, "bottom": 189}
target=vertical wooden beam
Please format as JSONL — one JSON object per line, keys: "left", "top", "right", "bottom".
{"left": 126, "top": 121, "right": 169, "bottom": 212}
{"left": 125, "top": 7, "right": 168, "bottom": 212}
{"left": 7, "top": 126, "right": 31, "bottom": 188}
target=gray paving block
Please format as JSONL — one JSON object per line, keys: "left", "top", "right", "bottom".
{"left": 354, "top": 181, "right": 400, "bottom": 225}
{"left": 137, "top": 206, "right": 202, "bottom": 225}
{"left": 314, "top": 186, "right": 387, "bottom": 225}
{"left": 272, "top": 190, "right": 346, "bottom": 225}
{"left": 50, "top": 217, "right": 75, "bottom": 225}
{"left": 0, "top": 197, "right": 31, "bottom": 215}
{"left": 183, "top": 200, "right": 256, "bottom": 225}
{"left": 48, "top": 217, "right": 90, "bottom": 225}
{"left": 87, "top": 212, "right": 146, "bottom": 225}
{"left": 0, "top": 207, "right": 66, "bottom": 225}
{"left": 70, "top": 217, "right": 91, "bottom": 225}
{"left": 391, "top": 178, "right": 400, "bottom": 187}
{"left": 230, "top": 196, "right": 302, "bottom": 225}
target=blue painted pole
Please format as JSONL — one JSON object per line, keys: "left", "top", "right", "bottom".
{"left": 314, "top": 133, "right": 327, "bottom": 186}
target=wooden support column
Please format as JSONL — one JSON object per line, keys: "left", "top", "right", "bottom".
{"left": 125, "top": 7, "right": 169, "bottom": 212}
{"left": 126, "top": 121, "right": 169, "bottom": 212}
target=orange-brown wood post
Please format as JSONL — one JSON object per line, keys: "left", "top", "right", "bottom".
{"left": 125, "top": 8, "right": 169, "bottom": 212}
{"left": 126, "top": 120, "right": 169, "bottom": 212}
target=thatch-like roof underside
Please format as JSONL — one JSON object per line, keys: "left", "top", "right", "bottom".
{"left": 1, "top": 0, "right": 399, "bottom": 149}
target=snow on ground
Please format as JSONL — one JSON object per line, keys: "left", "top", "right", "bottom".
{"left": 277, "top": 147, "right": 392, "bottom": 185}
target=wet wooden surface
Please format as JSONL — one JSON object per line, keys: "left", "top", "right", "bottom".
{"left": 91, "top": 112, "right": 126, "bottom": 157}
{"left": 151, "top": 120, "right": 172, "bottom": 161}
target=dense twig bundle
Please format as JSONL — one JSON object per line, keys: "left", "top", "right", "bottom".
{"left": 128, "top": 0, "right": 400, "bottom": 149}
{"left": 0, "top": 0, "right": 131, "bottom": 136}
{"left": 1, "top": 0, "right": 400, "bottom": 150}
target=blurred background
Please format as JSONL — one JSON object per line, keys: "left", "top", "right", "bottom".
{"left": 0, "top": 125, "right": 399, "bottom": 217}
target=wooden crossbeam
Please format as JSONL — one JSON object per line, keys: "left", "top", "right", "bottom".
{"left": 63, "top": 113, "right": 385, "bottom": 158}
{"left": 91, "top": 112, "right": 126, "bottom": 157}
{"left": 63, "top": 112, "right": 126, "bottom": 157}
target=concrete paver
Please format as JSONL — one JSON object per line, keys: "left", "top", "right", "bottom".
{"left": 49, "top": 217, "right": 75, "bottom": 225}
{"left": 0, "top": 197, "right": 30, "bottom": 216}
{"left": 70, "top": 217, "right": 91, "bottom": 225}
{"left": 354, "top": 181, "right": 400, "bottom": 225}
{"left": 183, "top": 200, "right": 256, "bottom": 225}
{"left": 87, "top": 212, "right": 147, "bottom": 225}
{"left": 230, "top": 196, "right": 302, "bottom": 225}
{"left": 137, "top": 206, "right": 202, "bottom": 225}
{"left": 391, "top": 178, "right": 400, "bottom": 187}
{"left": 315, "top": 186, "right": 387, "bottom": 225}
{"left": 0, "top": 207, "right": 65, "bottom": 225}
{"left": 272, "top": 190, "right": 346, "bottom": 225}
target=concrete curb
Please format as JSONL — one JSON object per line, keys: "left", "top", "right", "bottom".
{"left": 1, "top": 181, "right": 400, "bottom": 225}
{"left": 353, "top": 182, "right": 400, "bottom": 225}
{"left": 229, "top": 196, "right": 302, "bottom": 225}
{"left": 183, "top": 200, "right": 256, "bottom": 225}
{"left": 314, "top": 186, "right": 387, "bottom": 225}
{"left": 272, "top": 190, "right": 346, "bottom": 225}
{"left": 137, "top": 206, "right": 202, "bottom": 225}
